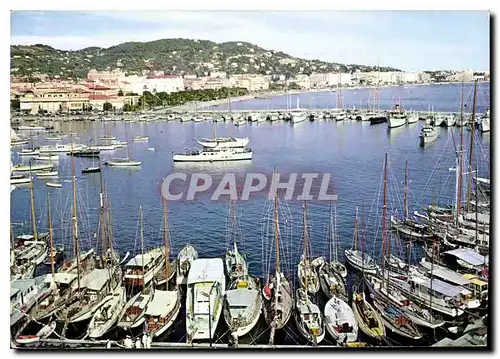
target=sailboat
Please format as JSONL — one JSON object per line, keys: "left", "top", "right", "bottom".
{"left": 318, "top": 205, "right": 348, "bottom": 302}
{"left": 351, "top": 205, "right": 386, "bottom": 341}
{"left": 105, "top": 125, "right": 141, "bottom": 166}
{"left": 345, "top": 208, "right": 377, "bottom": 274}
{"left": 297, "top": 202, "right": 320, "bottom": 294}
{"left": 366, "top": 153, "right": 423, "bottom": 340}
{"left": 176, "top": 244, "right": 198, "bottom": 287}
{"left": 262, "top": 190, "right": 293, "bottom": 334}
{"left": 294, "top": 287, "right": 325, "bottom": 344}
{"left": 87, "top": 285, "right": 126, "bottom": 338}
{"left": 123, "top": 207, "right": 165, "bottom": 288}
{"left": 29, "top": 194, "right": 78, "bottom": 321}
{"left": 225, "top": 200, "right": 248, "bottom": 281}
{"left": 144, "top": 198, "right": 181, "bottom": 339}
{"left": 223, "top": 200, "right": 261, "bottom": 339}
{"left": 153, "top": 199, "right": 176, "bottom": 289}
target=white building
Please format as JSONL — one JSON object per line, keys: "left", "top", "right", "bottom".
{"left": 144, "top": 75, "right": 185, "bottom": 94}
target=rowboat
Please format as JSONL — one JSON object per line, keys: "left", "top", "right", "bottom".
{"left": 46, "top": 182, "right": 62, "bottom": 188}
{"left": 82, "top": 167, "right": 101, "bottom": 173}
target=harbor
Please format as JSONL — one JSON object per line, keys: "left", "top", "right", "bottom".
{"left": 10, "top": 81, "right": 490, "bottom": 349}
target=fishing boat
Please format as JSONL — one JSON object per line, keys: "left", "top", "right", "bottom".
{"left": 351, "top": 291, "right": 385, "bottom": 340}
{"left": 224, "top": 276, "right": 262, "bottom": 338}
{"left": 186, "top": 258, "right": 226, "bottom": 341}
{"left": 297, "top": 202, "right": 320, "bottom": 294}
{"left": 15, "top": 240, "right": 48, "bottom": 267}
{"left": 262, "top": 191, "right": 293, "bottom": 333}
{"left": 387, "top": 104, "right": 407, "bottom": 129}
{"left": 12, "top": 163, "right": 54, "bottom": 172}
{"left": 144, "top": 288, "right": 181, "bottom": 338}
{"left": 344, "top": 208, "right": 378, "bottom": 274}
{"left": 419, "top": 125, "right": 439, "bottom": 146}
{"left": 88, "top": 286, "right": 126, "bottom": 339}
{"left": 46, "top": 182, "right": 62, "bottom": 188}
{"left": 117, "top": 290, "right": 153, "bottom": 330}
{"left": 294, "top": 288, "right": 325, "bottom": 344}
{"left": 324, "top": 295, "right": 358, "bottom": 345}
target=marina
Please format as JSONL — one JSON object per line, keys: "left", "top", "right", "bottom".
{"left": 10, "top": 15, "right": 490, "bottom": 345}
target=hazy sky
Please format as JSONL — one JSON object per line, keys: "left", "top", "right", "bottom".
{"left": 10, "top": 10, "right": 490, "bottom": 72}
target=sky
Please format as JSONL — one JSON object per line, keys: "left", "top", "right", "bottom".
{"left": 10, "top": 10, "right": 490, "bottom": 72}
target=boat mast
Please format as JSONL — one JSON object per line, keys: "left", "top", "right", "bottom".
{"left": 28, "top": 161, "right": 38, "bottom": 241}
{"left": 162, "top": 197, "right": 170, "bottom": 291}
{"left": 47, "top": 193, "right": 55, "bottom": 288}
{"left": 70, "top": 134, "right": 81, "bottom": 292}
{"left": 361, "top": 204, "right": 366, "bottom": 291}
{"left": 380, "top": 153, "right": 388, "bottom": 291}
{"left": 333, "top": 205, "right": 338, "bottom": 263}
{"left": 353, "top": 207, "right": 358, "bottom": 251}
{"left": 457, "top": 82, "right": 465, "bottom": 224}
{"left": 125, "top": 125, "right": 132, "bottom": 161}
{"left": 274, "top": 191, "right": 280, "bottom": 275}
{"left": 466, "top": 80, "right": 478, "bottom": 213}
{"left": 99, "top": 160, "right": 107, "bottom": 258}
{"left": 328, "top": 203, "right": 333, "bottom": 264}
{"left": 403, "top": 160, "right": 409, "bottom": 219}
{"left": 303, "top": 201, "right": 310, "bottom": 266}
{"left": 139, "top": 206, "right": 145, "bottom": 287}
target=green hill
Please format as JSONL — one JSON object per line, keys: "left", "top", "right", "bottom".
{"left": 10, "top": 38, "right": 400, "bottom": 80}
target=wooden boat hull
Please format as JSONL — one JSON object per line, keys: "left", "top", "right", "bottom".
{"left": 351, "top": 293, "right": 385, "bottom": 340}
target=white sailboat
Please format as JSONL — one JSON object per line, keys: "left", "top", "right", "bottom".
{"left": 88, "top": 286, "right": 126, "bottom": 338}
{"left": 106, "top": 125, "right": 141, "bottom": 166}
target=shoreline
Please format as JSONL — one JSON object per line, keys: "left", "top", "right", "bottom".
{"left": 168, "top": 81, "right": 489, "bottom": 112}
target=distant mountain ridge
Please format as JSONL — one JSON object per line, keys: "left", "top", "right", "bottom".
{"left": 10, "top": 38, "right": 401, "bottom": 80}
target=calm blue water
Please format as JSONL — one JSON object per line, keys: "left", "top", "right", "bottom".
{"left": 210, "top": 82, "right": 491, "bottom": 113}
{"left": 11, "top": 83, "right": 490, "bottom": 284}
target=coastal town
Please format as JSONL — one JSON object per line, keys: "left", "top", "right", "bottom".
{"left": 10, "top": 10, "right": 490, "bottom": 351}
{"left": 11, "top": 67, "right": 489, "bottom": 115}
